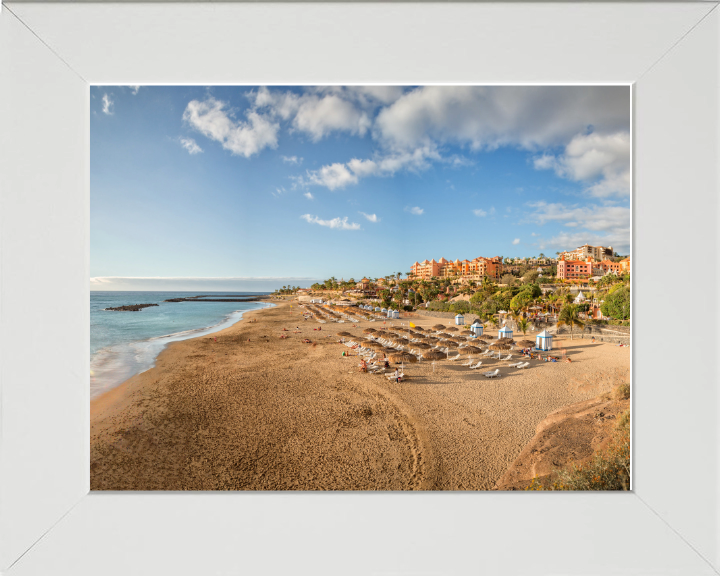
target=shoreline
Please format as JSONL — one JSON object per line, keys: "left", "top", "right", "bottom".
{"left": 90, "top": 301, "right": 275, "bottom": 423}
{"left": 90, "top": 299, "right": 274, "bottom": 399}
{"left": 90, "top": 299, "right": 629, "bottom": 490}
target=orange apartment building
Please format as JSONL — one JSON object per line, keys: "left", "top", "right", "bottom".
{"left": 556, "top": 256, "right": 594, "bottom": 280}
{"left": 410, "top": 256, "right": 502, "bottom": 281}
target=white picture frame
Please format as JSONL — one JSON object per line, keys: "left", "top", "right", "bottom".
{"left": 1, "top": 2, "right": 718, "bottom": 575}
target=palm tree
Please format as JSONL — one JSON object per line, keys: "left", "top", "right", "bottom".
{"left": 557, "top": 304, "right": 585, "bottom": 340}
{"left": 517, "top": 317, "right": 529, "bottom": 336}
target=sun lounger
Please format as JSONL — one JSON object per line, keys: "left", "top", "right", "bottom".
{"left": 483, "top": 369, "right": 500, "bottom": 378}
{"left": 461, "top": 359, "right": 474, "bottom": 366}
{"left": 469, "top": 361, "right": 483, "bottom": 370}
{"left": 502, "top": 354, "right": 512, "bottom": 361}
{"left": 448, "top": 354, "right": 461, "bottom": 361}
{"left": 507, "top": 362, "right": 523, "bottom": 367}
{"left": 517, "top": 362, "right": 530, "bottom": 369}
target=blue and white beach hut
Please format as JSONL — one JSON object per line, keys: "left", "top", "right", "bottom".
{"left": 536, "top": 329, "right": 553, "bottom": 351}
{"left": 498, "top": 324, "right": 513, "bottom": 339}
{"left": 470, "top": 320, "right": 483, "bottom": 338}
{"left": 392, "top": 310, "right": 400, "bottom": 319}
{"left": 455, "top": 314, "right": 465, "bottom": 325}
{"left": 381, "top": 308, "right": 387, "bottom": 314}
{"left": 375, "top": 307, "right": 382, "bottom": 312}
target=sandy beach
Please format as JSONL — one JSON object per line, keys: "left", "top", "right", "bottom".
{"left": 91, "top": 300, "right": 630, "bottom": 491}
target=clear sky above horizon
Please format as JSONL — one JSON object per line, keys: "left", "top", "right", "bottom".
{"left": 91, "top": 85, "right": 630, "bottom": 291}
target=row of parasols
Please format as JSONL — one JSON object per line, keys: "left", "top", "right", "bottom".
{"left": 337, "top": 324, "right": 537, "bottom": 364}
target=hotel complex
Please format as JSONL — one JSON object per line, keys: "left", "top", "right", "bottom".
{"left": 559, "top": 244, "right": 614, "bottom": 261}
{"left": 410, "top": 256, "right": 502, "bottom": 281}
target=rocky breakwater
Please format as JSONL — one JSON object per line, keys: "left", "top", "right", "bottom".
{"left": 164, "top": 297, "right": 264, "bottom": 303}
{"left": 104, "top": 303, "right": 159, "bottom": 312}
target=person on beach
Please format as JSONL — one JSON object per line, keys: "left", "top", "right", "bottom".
{"left": 394, "top": 368, "right": 400, "bottom": 383}
{"left": 592, "top": 336, "right": 596, "bottom": 343}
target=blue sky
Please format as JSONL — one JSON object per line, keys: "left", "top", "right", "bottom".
{"left": 91, "top": 86, "right": 630, "bottom": 291}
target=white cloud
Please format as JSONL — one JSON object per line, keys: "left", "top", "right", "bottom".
{"left": 303, "top": 146, "right": 441, "bottom": 190}
{"left": 102, "top": 93, "right": 114, "bottom": 115}
{"left": 360, "top": 212, "right": 379, "bottom": 223}
{"left": 130, "top": 86, "right": 140, "bottom": 95}
{"left": 251, "top": 87, "right": 372, "bottom": 141}
{"left": 304, "top": 192, "right": 314, "bottom": 200}
{"left": 183, "top": 97, "right": 279, "bottom": 158}
{"left": 180, "top": 137, "right": 203, "bottom": 155}
{"left": 375, "top": 86, "right": 629, "bottom": 151}
{"left": 406, "top": 206, "right": 424, "bottom": 216}
{"left": 281, "top": 155, "right": 303, "bottom": 165}
{"left": 534, "top": 132, "right": 630, "bottom": 197}
{"left": 301, "top": 214, "right": 361, "bottom": 230}
{"left": 525, "top": 200, "right": 630, "bottom": 253}
{"left": 512, "top": 238, "right": 520, "bottom": 245}
{"left": 306, "top": 163, "right": 358, "bottom": 190}
{"left": 473, "top": 207, "right": 495, "bottom": 217}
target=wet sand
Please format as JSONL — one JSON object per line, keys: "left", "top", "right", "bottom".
{"left": 91, "top": 300, "right": 630, "bottom": 490}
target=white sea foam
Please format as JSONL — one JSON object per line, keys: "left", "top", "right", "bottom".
{"left": 90, "top": 302, "right": 272, "bottom": 398}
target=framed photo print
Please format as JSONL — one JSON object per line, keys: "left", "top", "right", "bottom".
{"left": 1, "top": 2, "right": 718, "bottom": 575}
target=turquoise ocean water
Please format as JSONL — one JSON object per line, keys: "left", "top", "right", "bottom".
{"left": 90, "top": 291, "right": 271, "bottom": 397}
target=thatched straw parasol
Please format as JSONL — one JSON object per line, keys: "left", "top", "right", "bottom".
{"left": 423, "top": 350, "right": 447, "bottom": 360}
{"left": 457, "top": 347, "right": 475, "bottom": 355}
{"left": 425, "top": 337, "right": 440, "bottom": 344}
{"left": 337, "top": 331, "right": 353, "bottom": 337}
{"left": 390, "top": 352, "right": 417, "bottom": 364}
{"left": 432, "top": 324, "right": 446, "bottom": 330}
{"left": 445, "top": 341, "right": 459, "bottom": 348}
{"left": 518, "top": 339, "right": 536, "bottom": 348}
{"left": 445, "top": 326, "right": 459, "bottom": 332}
{"left": 489, "top": 342, "right": 512, "bottom": 351}
{"left": 465, "top": 346, "right": 483, "bottom": 354}
{"left": 363, "top": 328, "right": 377, "bottom": 334}
{"left": 413, "top": 343, "right": 432, "bottom": 349}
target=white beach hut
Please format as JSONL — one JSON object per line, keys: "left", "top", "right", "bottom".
{"left": 470, "top": 320, "right": 483, "bottom": 337}
{"left": 455, "top": 314, "right": 465, "bottom": 325}
{"left": 392, "top": 310, "right": 400, "bottom": 319}
{"left": 498, "top": 325, "right": 513, "bottom": 339}
{"left": 536, "top": 329, "right": 553, "bottom": 351}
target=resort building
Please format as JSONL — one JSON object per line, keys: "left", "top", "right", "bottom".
{"left": 355, "top": 278, "right": 372, "bottom": 290}
{"left": 596, "top": 260, "right": 623, "bottom": 275}
{"left": 556, "top": 256, "right": 594, "bottom": 280}
{"left": 620, "top": 257, "right": 631, "bottom": 272}
{"left": 559, "top": 244, "right": 614, "bottom": 262}
{"left": 410, "top": 256, "right": 502, "bottom": 281}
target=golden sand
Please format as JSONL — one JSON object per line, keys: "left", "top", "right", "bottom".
{"left": 90, "top": 300, "right": 630, "bottom": 490}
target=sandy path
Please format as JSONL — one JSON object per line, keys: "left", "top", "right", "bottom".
{"left": 90, "top": 301, "right": 629, "bottom": 491}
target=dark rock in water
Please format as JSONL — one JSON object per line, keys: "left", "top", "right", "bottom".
{"left": 163, "top": 297, "right": 263, "bottom": 303}
{"left": 104, "top": 303, "right": 159, "bottom": 312}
